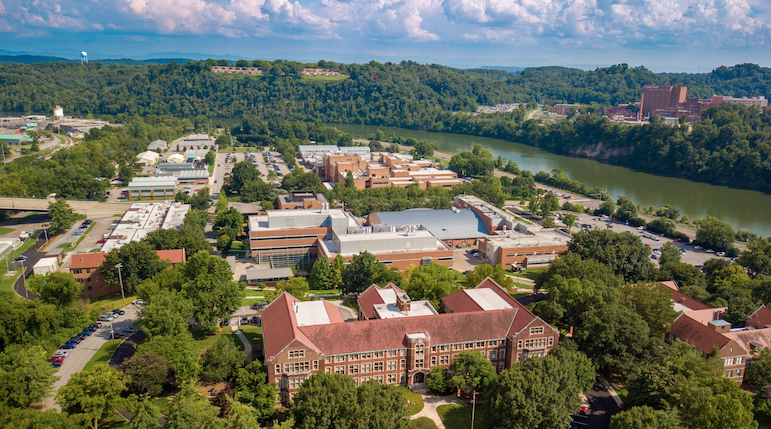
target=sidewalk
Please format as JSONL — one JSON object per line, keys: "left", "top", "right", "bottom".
{"left": 231, "top": 326, "right": 253, "bottom": 362}
{"left": 411, "top": 394, "right": 459, "bottom": 429}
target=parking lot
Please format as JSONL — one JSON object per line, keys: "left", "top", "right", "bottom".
{"left": 556, "top": 213, "right": 731, "bottom": 267}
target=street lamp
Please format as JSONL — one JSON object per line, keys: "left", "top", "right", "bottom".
{"left": 20, "top": 258, "right": 27, "bottom": 299}
{"left": 114, "top": 263, "right": 125, "bottom": 304}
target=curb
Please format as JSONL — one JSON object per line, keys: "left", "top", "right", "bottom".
{"left": 598, "top": 376, "right": 623, "bottom": 408}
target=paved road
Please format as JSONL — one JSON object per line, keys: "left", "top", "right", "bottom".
{"left": 12, "top": 234, "right": 44, "bottom": 299}
{"left": 43, "top": 302, "right": 140, "bottom": 410}
{"left": 583, "top": 379, "right": 622, "bottom": 429}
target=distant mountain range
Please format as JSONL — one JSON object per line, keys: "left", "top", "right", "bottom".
{"left": 479, "top": 66, "right": 527, "bottom": 73}
{"left": 0, "top": 54, "right": 193, "bottom": 65}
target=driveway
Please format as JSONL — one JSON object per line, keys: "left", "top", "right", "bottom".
{"left": 43, "top": 301, "right": 141, "bottom": 410}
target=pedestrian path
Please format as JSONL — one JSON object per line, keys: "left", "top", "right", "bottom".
{"left": 410, "top": 394, "right": 458, "bottom": 429}
{"left": 231, "top": 326, "right": 253, "bottom": 362}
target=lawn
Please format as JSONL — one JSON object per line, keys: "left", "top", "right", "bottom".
{"left": 516, "top": 268, "right": 547, "bottom": 282}
{"left": 208, "top": 163, "right": 214, "bottom": 174}
{"left": 0, "top": 269, "right": 21, "bottom": 296}
{"left": 241, "top": 297, "right": 266, "bottom": 307}
{"left": 511, "top": 292, "right": 530, "bottom": 300}
{"left": 301, "top": 75, "right": 349, "bottom": 82}
{"left": 83, "top": 340, "right": 121, "bottom": 371}
{"left": 0, "top": 238, "right": 38, "bottom": 271}
{"left": 238, "top": 325, "right": 263, "bottom": 348}
{"left": 308, "top": 289, "right": 341, "bottom": 295}
{"left": 437, "top": 404, "right": 491, "bottom": 429}
{"left": 230, "top": 241, "right": 246, "bottom": 250}
{"left": 409, "top": 418, "right": 438, "bottom": 429}
{"left": 0, "top": 227, "right": 14, "bottom": 236}
{"left": 191, "top": 327, "right": 245, "bottom": 353}
{"left": 396, "top": 386, "right": 424, "bottom": 416}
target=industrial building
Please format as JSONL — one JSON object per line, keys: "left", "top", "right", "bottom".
{"left": 263, "top": 277, "right": 559, "bottom": 403}
{"left": 368, "top": 207, "right": 488, "bottom": 247}
{"left": 248, "top": 207, "right": 453, "bottom": 271}
{"left": 136, "top": 151, "right": 162, "bottom": 166}
{"left": 127, "top": 177, "right": 178, "bottom": 200}
{"left": 152, "top": 168, "right": 209, "bottom": 187}
{"left": 101, "top": 201, "right": 190, "bottom": 253}
{"left": 147, "top": 139, "right": 168, "bottom": 152}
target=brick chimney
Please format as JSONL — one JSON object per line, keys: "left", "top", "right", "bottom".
{"left": 397, "top": 293, "right": 411, "bottom": 312}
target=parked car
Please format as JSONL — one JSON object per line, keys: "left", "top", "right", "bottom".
{"left": 96, "top": 238, "right": 106, "bottom": 244}
{"left": 251, "top": 316, "right": 262, "bottom": 325}
{"left": 91, "top": 322, "right": 102, "bottom": 329}
{"left": 222, "top": 319, "right": 230, "bottom": 326}
{"left": 240, "top": 316, "right": 249, "bottom": 325}
{"left": 132, "top": 299, "right": 146, "bottom": 306}
{"left": 250, "top": 303, "right": 260, "bottom": 310}
{"left": 78, "top": 330, "right": 93, "bottom": 336}
{"left": 68, "top": 337, "right": 83, "bottom": 344}
{"left": 123, "top": 326, "right": 138, "bottom": 333}
{"left": 60, "top": 343, "right": 76, "bottom": 349}
{"left": 111, "top": 332, "right": 127, "bottom": 340}
{"left": 716, "top": 251, "right": 726, "bottom": 257}
{"left": 112, "top": 309, "right": 125, "bottom": 316}
{"left": 706, "top": 249, "right": 716, "bottom": 253}
{"left": 53, "top": 351, "right": 69, "bottom": 358}
{"left": 47, "top": 356, "right": 64, "bottom": 363}
{"left": 50, "top": 361, "right": 62, "bottom": 368}
{"left": 98, "top": 314, "right": 115, "bottom": 322}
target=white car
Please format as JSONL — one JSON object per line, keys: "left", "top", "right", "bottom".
{"left": 706, "top": 249, "right": 715, "bottom": 253}
{"left": 716, "top": 252, "right": 726, "bottom": 257}
{"left": 53, "top": 351, "right": 69, "bottom": 358}
{"left": 132, "top": 299, "right": 146, "bottom": 306}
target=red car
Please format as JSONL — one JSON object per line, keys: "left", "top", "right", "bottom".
{"left": 97, "top": 238, "right": 106, "bottom": 244}
{"left": 47, "top": 356, "right": 64, "bottom": 363}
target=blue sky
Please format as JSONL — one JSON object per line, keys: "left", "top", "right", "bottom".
{"left": 1, "top": 0, "right": 769, "bottom": 71}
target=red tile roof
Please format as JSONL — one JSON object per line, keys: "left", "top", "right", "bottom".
{"left": 155, "top": 249, "right": 186, "bottom": 264}
{"left": 724, "top": 328, "right": 771, "bottom": 353}
{"left": 669, "top": 314, "right": 731, "bottom": 354}
{"left": 262, "top": 293, "right": 321, "bottom": 360}
{"left": 441, "top": 291, "right": 484, "bottom": 313}
{"left": 442, "top": 277, "right": 536, "bottom": 321}
{"left": 357, "top": 283, "right": 403, "bottom": 319}
{"left": 298, "top": 309, "right": 518, "bottom": 355}
{"left": 670, "top": 290, "right": 712, "bottom": 311}
{"left": 70, "top": 252, "right": 107, "bottom": 269}
{"left": 659, "top": 280, "right": 679, "bottom": 291}
{"left": 748, "top": 305, "right": 771, "bottom": 329}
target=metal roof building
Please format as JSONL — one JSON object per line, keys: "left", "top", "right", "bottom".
{"left": 368, "top": 208, "right": 488, "bottom": 245}
{"left": 147, "top": 139, "right": 168, "bottom": 151}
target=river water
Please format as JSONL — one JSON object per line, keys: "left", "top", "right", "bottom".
{"left": 334, "top": 124, "right": 771, "bottom": 236}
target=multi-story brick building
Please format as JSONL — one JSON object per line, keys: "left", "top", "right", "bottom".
{"left": 263, "top": 277, "right": 559, "bottom": 404}
{"left": 640, "top": 86, "right": 687, "bottom": 117}
{"left": 277, "top": 191, "right": 328, "bottom": 210}
{"left": 70, "top": 249, "right": 186, "bottom": 300}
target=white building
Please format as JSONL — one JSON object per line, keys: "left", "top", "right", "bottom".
{"left": 33, "top": 257, "right": 59, "bottom": 276}
{"left": 101, "top": 201, "right": 190, "bottom": 253}
{"left": 136, "top": 151, "right": 161, "bottom": 166}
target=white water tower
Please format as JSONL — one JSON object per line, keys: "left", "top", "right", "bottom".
{"left": 80, "top": 51, "right": 88, "bottom": 64}
{"left": 53, "top": 105, "right": 64, "bottom": 118}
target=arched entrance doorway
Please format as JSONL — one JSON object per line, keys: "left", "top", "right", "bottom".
{"left": 413, "top": 372, "right": 425, "bottom": 384}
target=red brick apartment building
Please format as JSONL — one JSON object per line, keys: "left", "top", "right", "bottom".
{"left": 262, "top": 278, "right": 559, "bottom": 403}
{"left": 640, "top": 86, "right": 687, "bottom": 116}
{"left": 70, "top": 249, "right": 186, "bottom": 300}
{"left": 663, "top": 281, "right": 771, "bottom": 383}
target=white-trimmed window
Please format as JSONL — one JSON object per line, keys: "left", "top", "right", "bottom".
{"left": 349, "top": 364, "right": 359, "bottom": 374}
{"left": 361, "top": 363, "right": 372, "bottom": 373}
{"left": 288, "top": 350, "right": 305, "bottom": 359}
{"left": 387, "top": 374, "right": 397, "bottom": 383}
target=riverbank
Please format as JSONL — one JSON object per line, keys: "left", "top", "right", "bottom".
{"left": 340, "top": 124, "right": 771, "bottom": 236}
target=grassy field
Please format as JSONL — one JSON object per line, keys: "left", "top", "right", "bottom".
{"left": 208, "top": 163, "right": 214, "bottom": 173}
{"left": 220, "top": 146, "right": 259, "bottom": 153}
{"left": 191, "top": 327, "right": 245, "bottom": 352}
{"left": 0, "top": 269, "right": 21, "bottom": 296}
{"left": 230, "top": 241, "right": 246, "bottom": 250}
{"left": 83, "top": 340, "right": 121, "bottom": 371}
{"left": 301, "top": 75, "right": 349, "bottom": 82}
{"left": 437, "top": 404, "right": 491, "bottom": 429}
{"left": 396, "top": 386, "right": 424, "bottom": 416}
{"left": 0, "top": 227, "right": 14, "bottom": 236}
{"left": 309, "top": 289, "right": 341, "bottom": 295}
{"left": 408, "top": 418, "right": 438, "bottom": 429}
{"left": 0, "top": 238, "right": 38, "bottom": 271}
{"left": 238, "top": 325, "right": 263, "bottom": 348}
{"left": 241, "top": 297, "right": 266, "bottom": 307}
{"left": 516, "top": 268, "right": 546, "bottom": 282}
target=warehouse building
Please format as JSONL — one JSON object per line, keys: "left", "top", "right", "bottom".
{"left": 127, "top": 177, "right": 178, "bottom": 200}
{"left": 368, "top": 207, "right": 488, "bottom": 247}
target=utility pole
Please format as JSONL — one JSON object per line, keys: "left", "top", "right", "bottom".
{"left": 115, "top": 263, "right": 126, "bottom": 304}
{"left": 20, "top": 258, "right": 27, "bottom": 299}
{"left": 471, "top": 390, "right": 476, "bottom": 429}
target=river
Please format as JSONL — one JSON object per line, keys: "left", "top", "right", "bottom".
{"left": 334, "top": 124, "right": 771, "bottom": 236}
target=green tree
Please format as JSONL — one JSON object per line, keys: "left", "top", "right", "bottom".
{"left": 26, "top": 271, "right": 83, "bottom": 307}
{"left": 449, "top": 351, "right": 498, "bottom": 394}
{"left": 463, "top": 264, "right": 514, "bottom": 290}
{"left": 345, "top": 170, "right": 355, "bottom": 188}
{"left": 563, "top": 213, "right": 576, "bottom": 233}
{"left": 166, "top": 383, "right": 225, "bottom": 429}
{"left": 331, "top": 254, "right": 344, "bottom": 288}
{"left": 181, "top": 250, "right": 245, "bottom": 331}
{"left": 217, "top": 233, "right": 232, "bottom": 253}
{"left": 745, "top": 348, "right": 771, "bottom": 392}
{"left": 120, "top": 352, "right": 170, "bottom": 397}
{"left": 426, "top": 366, "right": 451, "bottom": 395}
{"left": 356, "top": 380, "right": 409, "bottom": 429}
{"left": 0, "top": 345, "right": 57, "bottom": 408}
{"left": 215, "top": 193, "right": 229, "bottom": 213}
{"left": 543, "top": 217, "right": 558, "bottom": 228}
{"left": 309, "top": 259, "right": 335, "bottom": 290}
{"left": 48, "top": 199, "right": 77, "bottom": 233}
{"left": 129, "top": 396, "right": 162, "bottom": 429}
{"left": 183, "top": 210, "right": 209, "bottom": 232}
{"left": 341, "top": 251, "right": 381, "bottom": 295}
{"left": 596, "top": 199, "right": 616, "bottom": 217}
{"left": 200, "top": 335, "right": 246, "bottom": 383}
{"left": 566, "top": 229, "right": 655, "bottom": 281}
{"left": 189, "top": 188, "right": 210, "bottom": 211}
{"left": 659, "top": 242, "right": 682, "bottom": 266}
{"left": 614, "top": 196, "right": 638, "bottom": 222}
{"left": 402, "top": 263, "right": 460, "bottom": 310}
{"left": 266, "top": 277, "right": 310, "bottom": 302}
{"left": 620, "top": 282, "right": 678, "bottom": 338}
{"left": 292, "top": 373, "right": 359, "bottom": 429}
{"left": 56, "top": 365, "right": 126, "bottom": 429}
{"left": 227, "top": 401, "right": 261, "bottom": 429}
{"left": 204, "top": 151, "right": 216, "bottom": 166}
{"left": 101, "top": 241, "right": 169, "bottom": 295}
{"left": 610, "top": 406, "right": 683, "bottom": 429}
{"left": 234, "top": 360, "right": 279, "bottom": 420}
{"left": 119, "top": 164, "right": 134, "bottom": 183}
{"left": 540, "top": 193, "right": 559, "bottom": 218}
{"left": 136, "top": 333, "right": 200, "bottom": 385}
{"left": 676, "top": 377, "right": 757, "bottom": 429}
{"left": 695, "top": 216, "right": 736, "bottom": 252}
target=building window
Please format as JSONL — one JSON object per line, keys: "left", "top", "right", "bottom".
{"left": 737, "top": 356, "right": 744, "bottom": 364}
{"left": 361, "top": 363, "right": 371, "bottom": 373}
{"left": 548, "top": 337, "right": 554, "bottom": 346}
{"left": 288, "top": 350, "right": 305, "bottom": 359}
{"left": 274, "top": 364, "right": 280, "bottom": 375}
{"left": 488, "top": 340, "right": 498, "bottom": 347}
{"left": 374, "top": 351, "right": 384, "bottom": 358}
{"left": 401, "top": 359, "right": 406, "bottom": 369}
{"left": 524, "top": 338, "right": 548, "bottom": 349}
{"left": 415, "top": 359, "right": 424, "bottom": 368}
{"left": 353, "top": 377, "right": 359, "bottom": 385}
{"left": 349, "top": 353, "right": 359, "bottom": 361}
{"left": 336, "top": 355, "right": 346, "bottom": 363}
{"left": 388, "top": 350, "right": 397, "bottom": 357}
{"left": 735, "top": 369, "right": 742, "bottom": 377}
{"left": 431, "top": 356, "right": 437, "bottom": 366}
{"left": 289, "top": 377, "right": 305, "bottom": 389}
{"left": 313, "top": 361, "right": 318, "bottom": 370}
{"left": 362, "top": 352, "right": 372, "bottom": 359}
{"left": 387, "top": 374, "right": 397, "bottom": 384}
{"left": 335, "top": 365, "right": 346, "bottom": 374}
{"left": 489, "top": 350, "right": 497, "bottom": 360}
{"left": 476, "top": 342, "right": 485, "bottom": 348}
{"left": 725, "top": 358, "right": 736, "bottom": 366}
{"left": 401, "top": 373, "right": 407, "bottom": 383}
{"left": 498, "top": 361, "right": 504, "bottom": 370}
{"left": 530, "top": 327, "right": 544, "bottom": 335}
{"left": 349, "top": 364, "right": 359, "bottom": 374}
{"left": 415, "top": 344, "right": 424, "bottom": 358}
{"left": 440, "top": 355, "right": 449, "bottom": 365}
{"left": 431, "top": 346, "right": 437, "bottom": 352}
{"left": 374, "top": 362, "right": 384, "bottom": 372}
{"left": 325, "top": 356, "right": 333, "bottom": 364}
{"left": 499, "top": 349, "right": 506, "bottom": 358}
{"left": 361, "top": 376, "right": 371, "bottom": 383}
{"left": 400, "top": 349, "right": 406, "bottom": 356}
{"left": 387, "top": 360, "right": 397, "bottom": 371}
{"left": 465, "top": 343, "right": 473, "bottom": 349}
{"left": 516, "top": 352, "right": 522, "bottom": 362}
{"left": 374, "top": 375, "right": 384, "bottom": 383}
{"left": 517, "top": 340, "right": 523, "bottom": 348}
{"left": 72, "top": 269, "right": 82, "bottom": 274}
{"left": 283, "top": 362, "right": 310, "bottom": 373}
{"left": 325, "top": 367, "right": 331, "bottom": 373}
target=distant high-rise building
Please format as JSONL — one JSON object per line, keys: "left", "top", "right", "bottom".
{"left": 640, "top": 86, "right": 687, "bottom": 117}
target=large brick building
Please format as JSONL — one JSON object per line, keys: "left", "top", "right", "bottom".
{"left": 262, "top": 278, "right": 559, "bottom": 404}
{"left": 70, "top": 249, "right": 186, "bottom": 300}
